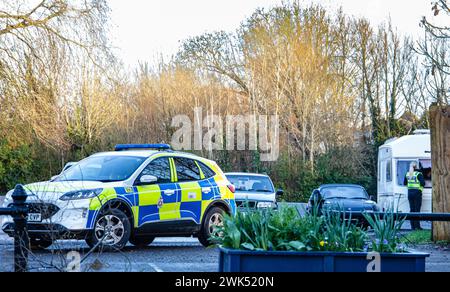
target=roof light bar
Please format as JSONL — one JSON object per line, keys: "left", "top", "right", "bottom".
{"left": 115, "top": 144, "right": 172, "bottom": 151}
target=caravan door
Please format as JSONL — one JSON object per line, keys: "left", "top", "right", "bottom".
{"left": 377, "top": 158, "right": 395, "bottom": 211}
{"left": 377, "top": 146, "right": 394, "bottom": 210}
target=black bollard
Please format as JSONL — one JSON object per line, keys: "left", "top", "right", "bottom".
{"left": 11, "top": 184, "right": 29, "bottom": 272}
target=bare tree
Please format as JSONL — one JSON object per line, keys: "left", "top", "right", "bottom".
{"left": 177, "top": 31, "right": 249, "bottom": 95}
{"left": 0, "top": 0, "right": 113, "bottom": 151}
{"left": 416, "top": 0, "right": 450, "bottom": 104}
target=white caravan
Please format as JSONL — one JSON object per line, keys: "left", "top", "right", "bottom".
{"left": 377, "top": 130, "right": 432, "bottom": 213}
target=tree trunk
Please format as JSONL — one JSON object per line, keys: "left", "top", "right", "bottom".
{"left": 430, "top": 104, "right": 450, "bottom": 241}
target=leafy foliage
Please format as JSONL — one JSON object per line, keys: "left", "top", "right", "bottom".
{"left": 0, "top": 140, "right": 33, "bottom": 193}
{"left": 0, "top": 139, "right": 66, "bottom": 194}
{"left": 363, "top": 209, "right": 406, "bottom": 253}
{"left": 322, "top": 211, "right": 367, "bottom": 252}
{"left": 214, "top": 204, "right": 406, "bottom": 253}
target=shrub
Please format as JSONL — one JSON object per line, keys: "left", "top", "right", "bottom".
{"left": 363, "top": 209, "right": 406, "bottom": 253}
{"left": 213, "top": 204, "right": 406, "bottom": 253}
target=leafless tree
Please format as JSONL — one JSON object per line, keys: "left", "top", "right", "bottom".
{"left": 416, "top": 0, "right": 450, "bottom": 104}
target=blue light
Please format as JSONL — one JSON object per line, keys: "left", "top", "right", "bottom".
{"left": 115, "top": 144, "right": 172, "bottom": 151}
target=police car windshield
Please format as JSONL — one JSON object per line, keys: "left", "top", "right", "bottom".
{"left": 227, "top": 175, "right": 274, "bottom": 193}
{"left": 55, "top": 156, "right": 146, "bottom": 182}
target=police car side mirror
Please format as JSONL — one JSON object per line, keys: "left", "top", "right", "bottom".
{"left": 50, "top": 175, "right": 59, "bottom": 181}
{"left": 140, "top": 175, "right": 158, "bottom": 185}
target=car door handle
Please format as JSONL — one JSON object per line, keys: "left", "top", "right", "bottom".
{"left": 164, "top": 190, "right": 176, "bottom": 195}
{"left": 202, "top": 187, "right": 211, "bottom": 193}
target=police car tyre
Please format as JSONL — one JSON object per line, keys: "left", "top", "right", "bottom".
{"left": 29, "top": 238, "right": 53, "bottom": 250}
{"left": 86, "top": 208, "right": 131, "bottom": 251}
{"left": 129, "top": 235, "right": 155, "bottom": 247}
{"left": 198, "top": 206, "right": 225, "bottom": 247}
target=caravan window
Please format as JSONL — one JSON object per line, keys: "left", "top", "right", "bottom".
{"left": 397, "top": 160, "right": 432, "bottom": 189}
{"left": 396, "top": 160, "right": 415, "bottom": 186}
{"left": 386, "top": 160, "right": 392, "bottom": 182}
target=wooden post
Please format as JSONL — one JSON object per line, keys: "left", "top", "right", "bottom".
{"left": 430, "top": 104, "right": 450, "bottom": 241}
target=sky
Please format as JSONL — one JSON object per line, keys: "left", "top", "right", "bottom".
{"left": 108, "top": 0, "right": 445, "bottom": 68}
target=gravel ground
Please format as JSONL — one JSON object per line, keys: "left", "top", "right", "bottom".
{"left": 410, "top": 244, "right": 450, "bottom": 272}
{"left": 0, "top": 236, "right": 218, "bottom": 272}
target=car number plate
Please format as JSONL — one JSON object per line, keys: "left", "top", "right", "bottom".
{"left": 27, "top": 213, "right": 42, "bottom": 222}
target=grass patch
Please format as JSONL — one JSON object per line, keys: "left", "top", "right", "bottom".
{"left": 436, "top": 240, "right": 450, "bottom": 247}
{"left": 401, "top": 230, "right": 432, "bottom": 244}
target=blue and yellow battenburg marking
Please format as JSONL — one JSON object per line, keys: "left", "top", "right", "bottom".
{"left": 85, "top": 157, "right": 236, "bottom": 229}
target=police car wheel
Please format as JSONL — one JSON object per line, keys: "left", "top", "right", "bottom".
{"left": 29, "top": 238, "right": 53, "bottom": 250}
{"left": 198, "top": 206, "right": 224, "bottom": 247}
{"left": 86, "top": 209, "right": 131, "bottom": 251}
{"left": 129, "top": 235, "right": 155, "bottom": 247}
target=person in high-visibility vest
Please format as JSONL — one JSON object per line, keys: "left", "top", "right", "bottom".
{"left": 403, "top": 162, "right": 426, "bottom": 230}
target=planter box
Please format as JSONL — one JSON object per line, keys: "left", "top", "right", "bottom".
{"left": 219, "top": 247, "right": 429, "bottom": 272}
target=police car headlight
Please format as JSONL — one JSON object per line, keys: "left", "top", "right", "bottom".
{"left": 60, "top": 189, "right": 103, "bottom": 201}
{"left": 257, "top": 202, "right": 276, "bottom": 209}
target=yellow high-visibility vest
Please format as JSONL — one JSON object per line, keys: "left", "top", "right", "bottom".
{"left": 406, "top": 171, "right": 423, "bottom": 192}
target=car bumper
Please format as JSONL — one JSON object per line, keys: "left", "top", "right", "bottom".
{"left": 2, "top": 222, "right": 88, "bottom": 240}
{"left": 1, "top": 198, "right": 92, "bottom": 236}
{"left": 236, "top": 200, "right": 277, "bottom": 211}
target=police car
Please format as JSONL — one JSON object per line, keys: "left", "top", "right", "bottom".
{"left": 1, "top": 144, "right": 236, "bottom": 250}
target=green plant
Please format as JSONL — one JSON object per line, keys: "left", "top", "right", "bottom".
{"left": 299, "top": 203, "right": 326, "bottom": 251}
{"left": 0, "top": 140, "right": 34, "bottom": 193}
{"left": 212, "top": 204, "right": 310, "bottom": 251}
{"left": 212, "top": 208, "right": 272, "bottom": 251}
{"left": 268, "top": 204, "right": 315, "bottom": 251}
{"left": 323, "top": 210, "right": 367, "bottom": 252}
{"left": 363, "top": 209, "right": 406, "bottom": 253}
{"left": 214, "top": 204, "right": 408, "bottom": 254}
{"left": 215, "top": 213, "right": 242, "bottom": 250}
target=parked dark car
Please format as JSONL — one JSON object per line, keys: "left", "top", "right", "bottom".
{"left": 307, "top": 184, "right": 379, "bottom": 222}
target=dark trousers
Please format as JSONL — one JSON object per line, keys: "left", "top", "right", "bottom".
{"left": 408, "top": 189, "right": 422, "bottom": 230}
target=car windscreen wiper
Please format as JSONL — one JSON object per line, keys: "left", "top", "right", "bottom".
{"left": 54, "top": 179, "right": 82, "bottom": 182}
{"left": 325, "top": 196, "right": 348, "bottom": 199}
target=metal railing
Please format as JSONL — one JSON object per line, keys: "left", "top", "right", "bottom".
{"left": 0, "top": 185, "right": 29, "bottom": 272}
{"left": 336, "top": 210, "right": 450, "bottom": 222}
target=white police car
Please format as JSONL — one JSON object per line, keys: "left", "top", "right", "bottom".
{"left": 1, "top": 144, "right": 236, "bottom": 250}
